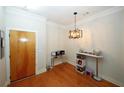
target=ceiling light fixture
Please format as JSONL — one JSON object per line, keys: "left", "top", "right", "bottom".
{"left": 69, "top": 12, "right": 82, "bottom": 39}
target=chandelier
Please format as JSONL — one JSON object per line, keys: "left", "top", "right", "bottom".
{"left": 69, "top": 12, "right": 82, "bottom": 39}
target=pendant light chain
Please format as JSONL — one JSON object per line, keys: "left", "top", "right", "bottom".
{"left": 74, "top": 12, "right": 77, "bottom": 30}
{"left": 75, "top": 13, "right": 76, "bottom": 30}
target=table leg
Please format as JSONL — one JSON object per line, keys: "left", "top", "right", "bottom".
{"left": 51, "top": 57, "right": 54, "bottom": 68}
{"left": 96, "top": 58, "right": 98, "bottom": 77}
{"left": 93, "top": 58, "right": 102, "bottom": 81}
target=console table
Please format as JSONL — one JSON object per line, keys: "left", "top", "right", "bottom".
{"left": 51, "top": 50, "right": 65, "bottom": 68}
{"left": 77, "top": 52, "right": 103, "bottom": 81}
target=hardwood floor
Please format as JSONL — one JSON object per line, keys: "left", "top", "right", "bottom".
{"left": 9, "top": 63, "right": 118, "bottom": 87}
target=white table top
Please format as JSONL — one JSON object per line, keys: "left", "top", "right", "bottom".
{"left": 77, "top": 52, "right": 103, "bottom": 58}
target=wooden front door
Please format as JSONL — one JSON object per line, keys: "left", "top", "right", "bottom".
{"left": 10, "top": 30, "right": 35, "bottom": 81}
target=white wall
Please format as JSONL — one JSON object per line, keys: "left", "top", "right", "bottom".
{"left": 65, "top": 7, "right": 124, "bottom": 86}
{"left": 4, "top": 7, "right": 47, "bottom": 84}
{"left": 47, "top": 21, "right": 66, "bottom": 66}
{"left": 0, "top": 7, "right": 6, "bottom": 86}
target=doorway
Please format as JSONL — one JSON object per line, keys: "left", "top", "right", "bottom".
{"left": 10, "top": 30, "right": 36, "bottom": 82}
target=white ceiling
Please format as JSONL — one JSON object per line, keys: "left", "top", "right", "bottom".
{"left": 17, "top": 6, "right": 114, "bottom": 25}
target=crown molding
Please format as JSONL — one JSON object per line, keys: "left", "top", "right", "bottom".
{"left": 5, "top": 7, "right": 46, "bottom": 22}
{"left": 66, "top": 6, "right": 124, "bottom": 27}
{"left": 77, "top": 6, "right": 124, "bottom": 25}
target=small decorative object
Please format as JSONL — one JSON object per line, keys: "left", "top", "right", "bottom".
{"left": 69, "top": 12, "right": 83, "bottom": 39}
{"left": 60, "top": 50, "right": 65, "bottom": 55}
{"left": 86, "top": 67, "right": 94, "bottom": 77}
{"left": 79, "top": 49, "right": 84, "bottom": 53}
{"left": 93, "top": 49, "right": 101, "bottom": 56}
{"left": 76, "top": 66, "right": 86, "bottom": 72}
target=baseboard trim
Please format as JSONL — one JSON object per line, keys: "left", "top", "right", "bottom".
{"left": 3, "top": 81, "right": 10, "bottom": 87}
{"left": 66, "top": 60, "right": 124, "bottom": 87}
{"left": 36, "top": 68, "right": 46, "bottom": 75}
{"left": 102, "top": 75, "right": 124, "bottom": 87}
{"left": 54, "top": 61, "right": 64, "bottom": 66}
{"left": 66, "top": 60, "right": 75, "bottom": 66}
